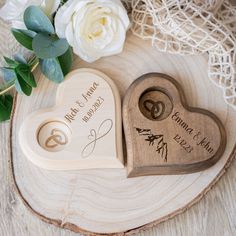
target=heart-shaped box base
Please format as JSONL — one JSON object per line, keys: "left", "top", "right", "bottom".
{"left": 123, "top": 73, "right": 226, "bottom": 177}
{"left": 19, "top": 69, "right": 124, "bottom": 170}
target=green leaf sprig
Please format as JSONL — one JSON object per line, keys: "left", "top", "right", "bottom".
{"left": 16, "top": 6, "right": 72, "bottom": 83}
{"left": 0, "top": 5, "right": 73, "bottom": 122}
{"left": 0, "top": 94, "right": 13, "bottom": 122}
{"left": 3, "top": 56, "right": 36, "bottom": 96}
{"left": 0, "top": 55, "right": 37, "bottom": 121}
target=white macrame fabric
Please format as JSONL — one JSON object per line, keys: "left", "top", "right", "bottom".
{"left": 122, "top": 0, "right": 236, "bottom": 109}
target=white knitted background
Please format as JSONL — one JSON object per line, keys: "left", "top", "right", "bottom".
{"left": 122, "top": 0, "right": 236, "bottom": 109}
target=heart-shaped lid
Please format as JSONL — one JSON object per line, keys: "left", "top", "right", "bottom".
{"left": 123, "top": 73, "right": 226, "bottom": 177}
{"left": 19, "top": 68, "right": 124, "bottom": 170}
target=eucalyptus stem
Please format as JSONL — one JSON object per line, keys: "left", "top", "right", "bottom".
{"left": 0, "top": 84, "right": 15, "bottom": 96}
{"left": 30, "top": 56, "right": 39, "bottom": 71}
{"left": 0, "top": 55, "right": 39, "bottom": 96}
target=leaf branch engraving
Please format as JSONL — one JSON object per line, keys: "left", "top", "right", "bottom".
{"left": 136, "top": 128, "right": 168, "bottom": 162}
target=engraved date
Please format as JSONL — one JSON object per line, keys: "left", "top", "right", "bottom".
{"left": 173, "top": 134, "right": 193, "bottom": 153}
{"left": 82, "top": 96, "right": 104, "bottom": 123}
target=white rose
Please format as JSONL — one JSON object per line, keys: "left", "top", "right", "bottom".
{"left": 55, "top": 0, "right": 130, "bottom": 63}
{"left": 0, "top": 0, "right": 60, "bottom": 29}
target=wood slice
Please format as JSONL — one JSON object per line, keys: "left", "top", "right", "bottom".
{"left": 10, "top": 33, "right": 236, "bottom": 235}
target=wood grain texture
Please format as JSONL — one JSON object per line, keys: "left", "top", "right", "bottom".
{"left": 0, "top": 11, "right": 236, "bottom": 236}
{"left": 9, "top": 32, "right": 236, "bottom": 234}
{"left": 19, "top": 69, "right": 124, "bottom": 170}
{"left": 123, "top": 73, "right": 226, "bottom": 177}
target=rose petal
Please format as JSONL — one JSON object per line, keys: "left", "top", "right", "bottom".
{"left": 55, "top": 0, "right": 130, "bottom": 62}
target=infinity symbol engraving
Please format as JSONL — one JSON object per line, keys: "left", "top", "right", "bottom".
{"left": 82, "top": 119, "right": 113, "bottom": 158}
{"left": 45, "top": 128, "right": 68, "bottom": 149}
{"left": 143, "top": 99, "right": 165, "bottom": 120}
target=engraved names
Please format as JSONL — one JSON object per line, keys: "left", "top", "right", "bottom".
{"left": 64, "top": 81, "right": 104, "bottom": 123}
{"left": 171, "top": 111, "right": 214, "bottom": 154}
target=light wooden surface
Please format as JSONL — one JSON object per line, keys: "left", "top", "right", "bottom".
{"left": 0, "top": 12, "right": 236, "bottom": 236}
{"left": 10, "top": 32, "right": 236, "bottom": 234}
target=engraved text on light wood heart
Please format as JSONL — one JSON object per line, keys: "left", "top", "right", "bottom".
{"left": 19, "top": 69, "right": 124, "bottom": 170}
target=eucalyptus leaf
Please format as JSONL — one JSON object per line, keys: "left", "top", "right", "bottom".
{"left": 11, "top": 28, "right": 35, "bottom": 50}
{"left": 15, "top": 64, "right": 36, "bottom": 88}
{"left": 32, "top": 33, "right": 69, "bottom": 59}
{"left": 40, "top": 58, "right": 64, "bottom": 83}
{"left": 15, "top": 79, "right": 23, "bottom": 94}
{"left": 24, "top": 6, "right": 54, "bottom": 34}
{"left": 0, "top": 94, "right": 13, "bottom": 121}
{"left": 20, "top": 29, "right": 37, "bottom": 38}
{"left": 0, "top": 68, "right": 17, "bottom": 83}
{"left": 14, "top": 54, "right": 27, "bottom": 64}
{"left": 0, "top": 68, "right": 16, "bottom": 93}
{"left": 4, "top": 57, "right": 18, "bottom": 68}
{"left": 58, "top": 47, "right": 73, "bottom": 75}
{"left": 16, "top": 73, "right": 32, "bottom": 96}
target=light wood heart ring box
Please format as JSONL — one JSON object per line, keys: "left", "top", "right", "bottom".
{"left": 19, "top": 69, "right": 124, "bottom": 170}
{"left": 123, "top": 73, "right": 226, "bottom": 177}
